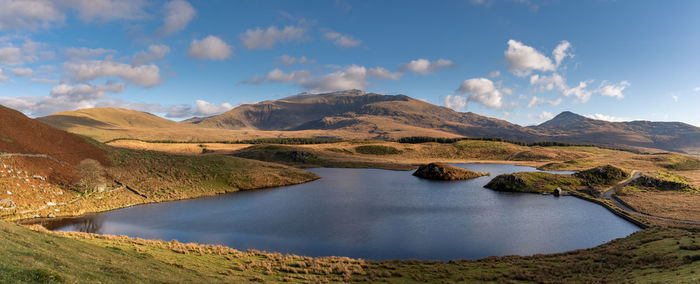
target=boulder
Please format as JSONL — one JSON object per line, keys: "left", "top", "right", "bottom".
{"left": 413, "top": 163, "right": 488, "bottom": 181}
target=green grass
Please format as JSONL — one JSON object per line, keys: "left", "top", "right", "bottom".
{"left": 1, "top": 222, "right": 698, "bottom": 283}
{"left": 354, "top": 145, "right": 402, "bottom": 155}
{"left": 485, "top": 171, "right": 581, "bottom": 193}
{"left": 1, "top": 137, "right": 13, "bottom": 143}
{"left": 107, "top": 148, "right": 320, "bottom": 200}
{"left": 573, "top": 165, "right": 629, "bottom": 186}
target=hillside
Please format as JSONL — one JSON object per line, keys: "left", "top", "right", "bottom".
{"left": 0, "top": 105, "right": 108, "bottom": 183}
{"left": 188, "top": 90, "right": 539, "bottom": 141}
{"left": 531, "top": 111, "right": 700, "bottom": 154}
{"left": 35, "top": 91, "right": 700, "bottom": 153}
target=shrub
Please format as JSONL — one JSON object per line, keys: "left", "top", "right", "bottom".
{"left": 75, "top": 159, "right": 106, "bottom": 193}
{"left": 354, "top": 145, "right": 402, "bottom": 155}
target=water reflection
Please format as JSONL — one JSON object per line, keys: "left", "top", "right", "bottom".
{"left": 41, "top": 164, "right": 639, "bottom": 260}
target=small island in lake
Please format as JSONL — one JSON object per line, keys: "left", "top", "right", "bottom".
{"left": 413, "top": 163, "right": 489, "bottom": 181}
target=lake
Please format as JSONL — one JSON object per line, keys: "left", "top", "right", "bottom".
{"left": 42, "top": 163, "right": 640, "bottom": 261}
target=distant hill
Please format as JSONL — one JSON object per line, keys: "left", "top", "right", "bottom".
{"left": 34, "top": 90, "right": 700, "bottom": 154}
{"left": 0, "top": 105, "right": 108, "bottom": 183}
{"left": 39, "top": 107, "right": 182, "bottom": 130}
{"left": 188, "top": 90, "right": 539, "bottom": 141}
{"left": 530, "top": 111, "right": 700, "bottom": 154}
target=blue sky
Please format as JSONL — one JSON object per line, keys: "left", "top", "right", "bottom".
{"left": 1, "top": 0, "right": 699, "bottom": 126}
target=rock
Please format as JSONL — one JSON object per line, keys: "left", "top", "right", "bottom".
{"left": 554, "top": 187, "right": 564, "bottom": 197}
{"left": 413, "top": 163, "right": 488, "bottom": 181}
{"left": 32, "top": 175, "right": 46, "bottom": 181}
{"left": 6, "top": 191, "right": 11, "bottom": 195}
{"left": 47, "top": 213, "right": 55, "bottom": 218}
{"left": 0, "top": 199, "right": 15, "bottom": 209}
{"left": 46, "top": 202, "right": 56, "bottom": 206}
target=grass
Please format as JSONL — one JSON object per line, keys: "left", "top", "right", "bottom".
{"left": 485, "top": 171, "right": 582, "bottom": 193}
{"left": 1, "top": 222, "right": 698, "bottom": 283}
{"left": 354, "top": 145, "right": 402, "bottom": 155}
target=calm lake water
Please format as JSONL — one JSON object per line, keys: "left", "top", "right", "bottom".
{"left": 43, "top": 163, "right": 640, "bottom": 261}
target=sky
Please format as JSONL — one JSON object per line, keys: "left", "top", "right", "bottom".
{"left": 1, "top": 0, "right": 699, "bottom": 126}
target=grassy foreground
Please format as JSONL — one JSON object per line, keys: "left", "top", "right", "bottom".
{"left": 1, "top": 222, "right": 698, "bottom": 283}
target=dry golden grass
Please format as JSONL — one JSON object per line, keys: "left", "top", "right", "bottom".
{"left": 617, "top": 191, "right": 700, "bottom": 222}
{"left": 107, "top": 140, "right": 253, "bottom": 155}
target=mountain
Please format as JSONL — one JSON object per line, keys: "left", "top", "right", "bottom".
{"left": 0, "top": 105, "right": 108, "bottom": 183}
{"left": 34, "top": 91, "right": 700, "bottom": 154}
{"left": 39, "top": 107, "right": 183, "bottom": 130}
{"left": 188, "top": 90, "right": 539, "bottom": 141}
{"left": 530, "top": 111, "right": 700, "bottom": 154}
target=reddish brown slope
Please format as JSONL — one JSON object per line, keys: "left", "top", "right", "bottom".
{"left": 0, "top": 105, "right": 108, "bottom": 183}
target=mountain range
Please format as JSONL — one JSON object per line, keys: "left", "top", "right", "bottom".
{"left": 36, "top": 90, "right": 700, "bottom": 154}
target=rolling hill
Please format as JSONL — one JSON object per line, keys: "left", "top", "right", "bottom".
{"left": 0, "top": 105, "right": 108, "bottom": 183}
{"left": 34, "top": 90, "right": 700, "bottom": 154}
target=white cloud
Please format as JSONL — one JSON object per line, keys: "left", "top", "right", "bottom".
{"left": 0, "top": 68, "right": 8, "bottom": 82}
{"left": 132, "top": 44, "right": 170, "bottom": 65}
{"left": 0, "top": 81, "right": 125, "bottom": 116}
{"left": 193, "top": 100, "right": 233, "bottom": 116}
{"left": 562, "top": 80, "right": 593, "bottom": 103}
{"left": 399, "top": 58, "right": 455, "bottom": 74}
{"left": 30, "top": 77, "right": 59, "bottom": 84}
{"left": 534, "top": 111, "right": 555, "bottom": 121}
{"left": 66, "top": 0, "right": 147, "bottom": 22}
{"left": 444, "top": 95, "right": 468, "bottom": 111}
{"left": 505, "top": 39, "right": 555, "bottom": 76}
{"left": 529, "top": 73, "right": 566, "bottom": 91}
{"left": 552, "top": 40, "right": 572, "bottom": 67}
{"left": 0, "top": 0, "right": 65, "bottom": 30}
{"left": 10, "top": 68, "right": 33, "bottom": 77}
{"left": 323, "top": 30, "right": 361, "bottom": 47}
{"left": 487, "top": 70, "right": 500, "bottom": 78}
{"left": 527, "top": 96, "right": 562, "bottom": 108}
{"left": 157, "top": 0, "right": 195, "bottom": 35}
{"left": 64, "top": 47, "right": 116, "bottom": 59}
{"left": 597, "top": 80, "right": 629, "bottom": 99}
{"left": 242, "top": 68, "right": 312, "bottom": 85}
{"left": 584, "top": 113, "right": 632, "bottom": 122}
{"left": 277, "top": 54, "right": 313, "bottom": 66}
{"left": 242, "top": 64, "right": 401, "bottom": 93}
{"left": 0, "top": 46, "right": 22, "bottom": 64}
{"left": 672, "top": 95, "right": 678, "bottom": 102}
{"left": 64, "top": 60, "right": 162, "bottom": 87}
{"left": 367, "top": 67, "right": 402, "bottom": 80}
{"left": 188, "top": 35, "right": 232, "bottom": 60}
{"left": 301, "top": 65, "right": 369, "bottom": 92}
{"left": 693, "top": 87, "right": 700, "bottom": 92}
{"left": 455, "top": 78, "right": 503, "bottom": 109}
{"left": 240, "top": 25, "right": 306, "bottom": 49}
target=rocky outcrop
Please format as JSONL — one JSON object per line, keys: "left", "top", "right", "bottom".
{"left": 630, "top": 175, "right": 694, "bottom": 191}
{"left": 574, "top": 165, "right": 629, "bottom": 186}
{"left": 412, "top": 163, "right": 488, "bottom": 181}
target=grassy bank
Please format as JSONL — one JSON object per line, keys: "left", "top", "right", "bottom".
{"left": 2, "top": 222, "right": 698, "bottom": 283}
{"left": 1, "top": 147, "right": 319, "bottom": 221}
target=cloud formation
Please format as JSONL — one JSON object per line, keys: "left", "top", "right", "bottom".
{"left": 505, "top": 39, "right": 555, "bottom": 76}
{"left": 240, "top": 25, "right": 306, "bottom": 49}
{"left": 64, "top": 47, "right": 116, "bottom": 59}
{"left": 132, "top": 44, "right": 170, "bottom": 65}
{"left": 584, "top": 113, "right": 633, "bottom": 122}
{"left": 157, "top": 0, "right": 195, "bottom": 35}
{"left": 444, "top": 95, "right": 467, "bottom": 111}
{"left": 64, "top": 60, "right": 162, "bottom": 87}
{"left": 527, "top": 96, "right": 562, "bottom": 108}
{"left": 66, "top": 0, "right": 148, "bottom": 22}
{"left": 188, "top": 35, "right": 232, "bottom": 60}
{"left": 323, "top": 30, "right": 361, "bottom": 47}
{"left": 0, "top": 0, "right": 65, "bottom": 30}
{"left": 453, "top": 78, "right": 504, "bottom": 109}
{"left": 10, "top": 67, "right": 34, "bottom": 77}
{"left": 277, "top": 54, "right": 313, "bottom": 66}
{"left": 399, "top": 58, "right": 454, "bottom": 74}
{"left": 597, "top": 80, "right": 630, "bottom": 99}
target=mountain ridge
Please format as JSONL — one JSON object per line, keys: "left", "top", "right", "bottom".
{"left": 33, "top": 90, "right": 700, "bottom": 154}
